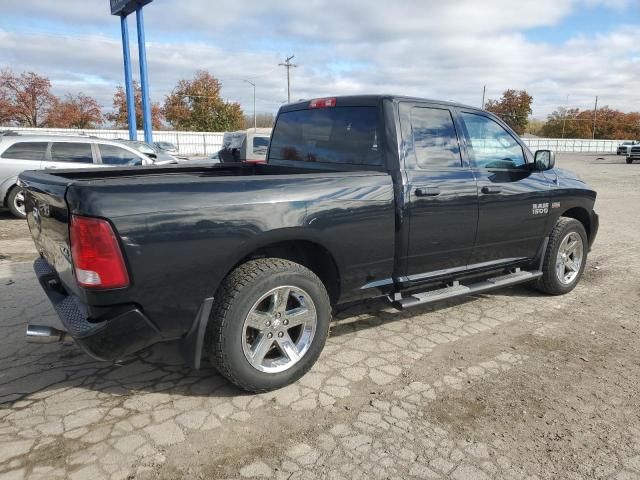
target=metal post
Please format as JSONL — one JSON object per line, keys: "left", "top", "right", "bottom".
{"left": 481, "top": 85, "right": 486, "bottom": 109}
{"left": 244, "top": 80, "right": 256, "bottom": 131}
{"left": 136, "top": 7, "right": 153, "bottom": 144}
{"left": 592, "top": 96, "right": 598, "bottom": 140}
{"left": 120, "top": 15, "right": 136, "bottom": 140}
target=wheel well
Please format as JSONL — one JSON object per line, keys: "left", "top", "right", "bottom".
{"left": 236, "top": 240, "right": 341, "bottom": 305}
{"left": 3, "top": 184, "right": 17, "bottom": 208}
{"left": 562, "top": 207, "right": 591, "bottom": 240}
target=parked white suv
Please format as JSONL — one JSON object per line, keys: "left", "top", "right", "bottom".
{"left": 0, "top": 133, "right": 165, "bottom": 218}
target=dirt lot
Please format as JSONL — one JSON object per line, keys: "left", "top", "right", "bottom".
{"left": 1, "top": 153, "right": 639, "bottom": 480}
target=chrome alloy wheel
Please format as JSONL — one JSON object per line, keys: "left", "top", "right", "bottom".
{"left": 555, "top": 231, "right": 584, "bottom": 285}
{"left": 241, "top": 286, "right": 317, "bottom": 373}
{"left": 13, "top": 189, "right": 26, "bottom": 216}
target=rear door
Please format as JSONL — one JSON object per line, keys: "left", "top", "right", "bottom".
{"left": 43, "top": 141, "right": 98, "bottom": 170}
{"left": 457, "top": 109, "right": 551, "bottom": 264}
{"left": 400, "top": 102, "right": 478, "bottom": 280}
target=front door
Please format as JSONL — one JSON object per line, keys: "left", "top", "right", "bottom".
{"left": 457, "top": 110, "right": 551, "bottom": 264}
{"left": 400, "top": 103, "right": 479, "bottom": 281}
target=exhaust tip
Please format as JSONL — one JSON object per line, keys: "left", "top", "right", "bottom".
{"left": 26, "top": 325, "right": 72, "bottom": 344}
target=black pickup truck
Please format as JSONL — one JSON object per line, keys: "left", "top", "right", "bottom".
{"left": 20, "top": 95, "right": 598, "bottom": 392}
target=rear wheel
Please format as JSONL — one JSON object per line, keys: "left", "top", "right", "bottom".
{"left": 208, "top": 258, "right": 332, "bottom": 392}
{"left": 7, "top": 186, "right": 26, "bottom": 219}
{"left": 534, "top": 217, "right": 588, "bottom": 295}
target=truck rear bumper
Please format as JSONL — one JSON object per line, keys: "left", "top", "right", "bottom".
{"left": 33, "top": 257, "right": 162, "bottom": 361}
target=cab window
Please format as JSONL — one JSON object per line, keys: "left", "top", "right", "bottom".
{"left": 460, "top": 112, "right": 525, "bottom": 169}
{"left": 410, "top": 107, "right": 462, "bottom": 168}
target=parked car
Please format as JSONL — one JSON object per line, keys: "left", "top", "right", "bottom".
{"left": 617, "top": 141, "right": 639, "bottom": 155}
{"left": 154, "top": 141, "right": 179, "bottom": 155}
{"left": 216, "top": 128, "right": 271, "bottom": 163}
{"left": 0, "top": 134, "right": 157, "bottom": 218}
{"left": 116, "top": 140, "right": 181, "bottom": 165}
{"left": 21, "top": 95, "right": 598, "bottom": 393}
{"left": 627, "top": 144, "right": 640, "bottom": 163}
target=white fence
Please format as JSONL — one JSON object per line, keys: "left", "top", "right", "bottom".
{"left": 0, "top": 127, "right": 628, "bottom": 155}
{"left": 0, "top": 127, "right": 225, "bottom": 156}
{"left": 522, "top": 138, "right": 622, "bottom": 153}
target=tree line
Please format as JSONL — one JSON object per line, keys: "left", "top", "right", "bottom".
{"left": 1, "top": 68, "right": 637, "bottom": 139}
{"left": 485, "top": 89, "right": 640, "bottom": 140}
{"left": 0, "top": 68, "right": 274, "bottom": 132}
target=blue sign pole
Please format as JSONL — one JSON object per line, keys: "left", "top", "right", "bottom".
{"left": 120, "top": 15, "right": 137, "bottom": 140}
{"left": 136, "top": 7, "right": 153, "bottom": 144}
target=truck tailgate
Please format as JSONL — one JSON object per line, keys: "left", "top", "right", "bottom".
{"left": 19, "top": 171, "right": 77, "bottom": 294}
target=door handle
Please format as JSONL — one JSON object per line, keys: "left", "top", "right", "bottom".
{"left": 481, "top": 185, "right": 501, "bottom": 194}
{"left": 415, "top": 187, "right": 440, "bottom": 197}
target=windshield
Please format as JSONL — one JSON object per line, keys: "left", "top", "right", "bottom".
{"left": 269, "top": 106, "right": 382, "bottom": 166}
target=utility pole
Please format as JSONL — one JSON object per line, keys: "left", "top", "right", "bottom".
{"left": 244, "top": 80, "right": 256, "bottom": 131}
{"left": 481, "top": 85, "right": 486, "bottom": 109}
{"left": 592, "top": 96, "right": 598, "bottom": 140}
{"left": 279, "top": 55, "right": 297, "bottom": 103}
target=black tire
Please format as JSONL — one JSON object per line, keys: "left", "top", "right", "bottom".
{"left": 534, "top": 217, "right": 588, "bottom": 295}
{"left": 626, "top": 157, "right": 633, "bottom": 164}
{"left": 208, "top": 258, "right": 332, "bottom": 392}
{"left": 7, "top": 186, "right": 26, "bottom": 219}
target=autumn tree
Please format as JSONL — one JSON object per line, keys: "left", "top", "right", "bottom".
{"left": 541, "top": 106, "right": 640, "bottom": 139}
{"left": 484, "top": 89, "right": 533, "bottom": 135}
{"left": 0, "top": 69, "right": 57, "bottom": 127}
{"left": 163, "top": 71, "right": 244, "bottom": 131}
{"left": 107, "top": 80, "right": 163, "bottom": 129}
{"left": 47, "top": 93, "right": 104, "bottom": 129}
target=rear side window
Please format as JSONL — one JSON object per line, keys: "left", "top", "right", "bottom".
{"left": 253, "top": 136, "right": 269, "bottom": 155}
{"left": 269, "top": 107, "right": 382, "bottom": 166}
{"left": 0, "top": 142, "right": 48, "bottom": 161}
{"left": 460, "top": 112, "right": 525, "bottom": 169}
{"left": 410, "top": 107, "right": 462, "bottom": 168}
{"left": 99, "top": 144, "right": 143, "bottom": 165}
{"left": 50, "top": 142, "right": 93, "bottom": 163}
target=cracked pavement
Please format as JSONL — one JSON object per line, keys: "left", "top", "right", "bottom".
{"left": 1, "top": 153, "right": 639, "bottom": 479}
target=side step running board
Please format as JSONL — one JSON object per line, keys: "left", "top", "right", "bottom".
{"left": 392, "top": 269, "right": 542, "bottom": 310}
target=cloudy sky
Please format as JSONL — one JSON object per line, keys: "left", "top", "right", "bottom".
{"left": 1, "top": 0, "right": 639, "bottom": 119}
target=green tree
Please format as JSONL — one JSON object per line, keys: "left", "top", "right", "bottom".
{"left": 484, "top": 89, "right": 533, "bottom": 135}
{"left": 163, "top": 71, "right": 244, "bottom": 131}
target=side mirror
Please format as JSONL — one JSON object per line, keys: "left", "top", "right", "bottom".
{"left": 147, "top": 152, "right": 157, "bottom": 159}
{"left": 534, "top": 150, "right": 555, "bottom": 171}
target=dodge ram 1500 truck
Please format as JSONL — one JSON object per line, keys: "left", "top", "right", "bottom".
{"left": 20, "top": 95, "right": 599, "bottom": 392}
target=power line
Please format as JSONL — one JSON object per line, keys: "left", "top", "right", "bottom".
{"left": 278, "top": 55, "right": 296, "bottom": 103}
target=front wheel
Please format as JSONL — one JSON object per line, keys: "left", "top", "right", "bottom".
{"left": 627, "top": 157, "right": 633, "bottom": 164}
{"left": 534, "top": 217, "right": 588, "bottom": 295}
{"left": 7, "top": 186, "right": 26, "bottom": 219}
{"left": 208, "top": 258, "right": 332, "bottom": 392}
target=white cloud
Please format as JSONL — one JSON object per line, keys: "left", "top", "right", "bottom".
{"left": 1, "top": 0, "right": 639, "bottom": 119}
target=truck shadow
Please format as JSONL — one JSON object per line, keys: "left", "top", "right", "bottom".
{"left": 0, "top": 284, "right": 545, "bottom": 406}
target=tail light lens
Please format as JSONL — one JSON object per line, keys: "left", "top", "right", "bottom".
{"left": 70, "top": 215, "right": 130, "bottom": 289}
{"left": 309, "top": 97, "right": 337, "bottom": 109}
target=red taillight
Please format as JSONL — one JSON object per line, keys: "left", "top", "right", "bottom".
{"left": 70, "top": 215, "right": 130, "bottom": 289}
{"left": 309, "top": 97, "right": 336, "bottom": 109}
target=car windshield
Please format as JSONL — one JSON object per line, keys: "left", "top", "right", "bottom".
{"left": 269, "top": 106, "right": 382, "bottom": 166}
{"left": 253, "top": 136, "right": 269, "bottom": 155}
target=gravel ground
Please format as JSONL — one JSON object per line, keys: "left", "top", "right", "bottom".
{"left": 0, "top": 153, "right": 639, "bottom": 480}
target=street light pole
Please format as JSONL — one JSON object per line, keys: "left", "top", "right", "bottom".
{"left": 244, "top": 80, "right": 256, "bottom": 131}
